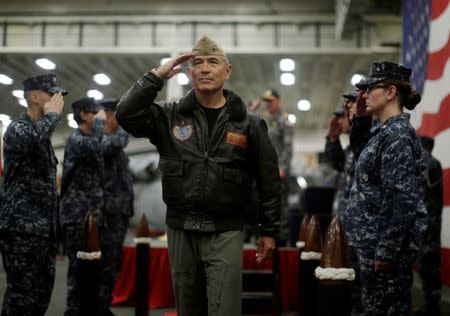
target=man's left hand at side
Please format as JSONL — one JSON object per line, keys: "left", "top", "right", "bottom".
{"left": 255, "top": 236, "right": 276, "bottom": 264}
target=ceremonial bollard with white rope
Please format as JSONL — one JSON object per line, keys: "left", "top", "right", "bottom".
{"left": 314, "top": 215, "right": 354, "bottom": 316}
{"left": 296, "top": 213, "right": 309, "bottom": 314}
{"left": 296, "top": 213, "right": 309, "bottom": 251}
{"left": 77, "top": 211, "right": 102, "bottom": 316}
{"left": 134, "top": 214, "right": 151, "bottom": 316}
{"left": 299, "top": 214, "right": 322, "bottom": 316}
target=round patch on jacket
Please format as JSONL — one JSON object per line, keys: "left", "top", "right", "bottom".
{"left": 173, "top": 125, "right": 193, "bottom": 141}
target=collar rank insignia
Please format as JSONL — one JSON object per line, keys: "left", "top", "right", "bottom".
{"left": 173, "top": 124, "right": 193, "bottom": 141}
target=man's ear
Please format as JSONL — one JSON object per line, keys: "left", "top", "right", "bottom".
{"left": 28, "top": 91, "right": 39, "bottom": 104}
{"left": 225, "top": 64, "right": 232, "bottom": 80}
{"left": 79, "top": 111, "right": 88, "bottom": 121}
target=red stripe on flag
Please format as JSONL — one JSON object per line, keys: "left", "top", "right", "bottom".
{"left": 416, "top": 94, "right": 450, "bottom": 137}
{"left": 431, "top": 0, "right": 450, "bottom": 20}
{"left": 444, "top": 169, "right": 450, "bottom": 207}
{"left": 442, "top": 247, "right": 450, "bottom": 286}
{"left": 426, "top": 35, "right": 450, "bottom": 80}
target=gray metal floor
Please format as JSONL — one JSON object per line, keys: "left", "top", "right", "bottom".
{"left": 0, "top": 255, "right": 449, "bottom": 315}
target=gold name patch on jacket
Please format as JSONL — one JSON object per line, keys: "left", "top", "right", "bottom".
{"left": 225, "top": 132, "right": 247, "bottom": 149}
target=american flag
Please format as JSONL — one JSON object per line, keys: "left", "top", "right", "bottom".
{"left": 403, "top": 0, "right": 450, "bottom": 286}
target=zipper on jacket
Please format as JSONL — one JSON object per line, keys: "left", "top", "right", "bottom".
{"left": 201, "top": 151, "right": 209, "bottom": 199}
{"left": 208, "top": 113, "right": 229, "bottom": 152}
{"left": 194, "top": 109, "right": 209, "bottom": 199}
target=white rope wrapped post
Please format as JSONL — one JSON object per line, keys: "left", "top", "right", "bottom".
{"left": 296, "top": 213, "right": 309, "bottom": 315}
{"left": 315, "top": 215, "right": 354, "bottom": 316}
{"left": 77, "top": 211, "right": 101, "bottom": 316}
{"left": 135, "top": 215, "right": 151, "bottom": 316}
{"left": 296, "top": 213, "right": 309, "bottom": 251}
{"left": 314, "top": 267, "right": 355, "bottom": 281}
{"left": 299, "top": 214, "right": 322, "bottom": 316}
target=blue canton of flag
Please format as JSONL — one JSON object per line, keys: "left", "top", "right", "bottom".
{"left": 402, "top": 0, "right": 430, "bottom": 94}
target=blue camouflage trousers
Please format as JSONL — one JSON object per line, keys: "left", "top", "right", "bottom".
{"left": 358, "top": 248, "right": 414, "bottom": 316}
{"left": 417, "top": 250, "right": 441, "bottom": 314}
{"left": 62, "top": 225, "right": 82, "bottom": 316}
{"left": 98, "top": 215, "right": 129, "bottom": 311}
{"left": 0, "top": 233, "right": 56, "bottom": 316}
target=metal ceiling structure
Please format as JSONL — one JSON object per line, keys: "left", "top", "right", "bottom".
{"left": 0, "top": 0, "right": 402, "bottom": 142}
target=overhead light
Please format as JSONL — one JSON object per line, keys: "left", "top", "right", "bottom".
{"left": 35, "top": 58, "right": 56, "bottom": 70}
{"left": 279, "top": 58, "right": 295, "bottom": 72}
{"left": 297, "top": 176, "right": 308, "bottom": 189}
{"left": 280, "top": 73, "right": 295, "bottom": 86}
{"left": 93, "top": 73, "right": 111, "bottom": 85}
{"left": 67, "top": 113, "right": 78, "bottom": 129}
{"left": 297, "top": 99, "right": 311, "bottom": 111}
{"left": 18, "top": 98, "right": 28, "bottom": 108}
{"left": 0, "top": 114, "right": 12, "bottom": 130}
{"left": 12, "top": 90, "right": 24, "bottom": 98}
{"left": 0, "top": 114, "right": 11, "bottom": 121}
{"left": 288, "top": 114, "right": 297, "bottom": 124}
{"left": 0, "top": 74, "right": 13, "bottom": 85}
{"left": 160, "top": 57, "right": 171, "bottom": 65}
{"left": 87, "top": 89, "right": 104, "bottom": 100}
{"left": 351, "top": 74, "right": 365, "bottom": 86}
{"left": 177, "top": 73, "right": 189, "bottom": 85}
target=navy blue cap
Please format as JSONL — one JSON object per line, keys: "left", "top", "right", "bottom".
{"left": 23, "top": 74, "right": 68, "bottom": 95}
{"left": 72, "top": 97, "right": 100, "bottom": 114}
{"left": 356, "top": 61, "right": 412, "bottom": 90}
{"left": 342, "top": 89, "right": 359, "bottom": 100}
{"left": 333, "top": 105, "right": 345, "bottom": 116}
{"left": 262, "top": 89, "right": 280, "bottom": 101}
{"left": 98, "top": 98, "right": 119, "bottom": 112}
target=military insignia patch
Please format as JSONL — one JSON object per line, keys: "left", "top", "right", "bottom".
{"left": 173, "top": 125, "right": 193, "bottom": 141}
{"left": 225, "top": 131, "right": 248, "bottom": 149}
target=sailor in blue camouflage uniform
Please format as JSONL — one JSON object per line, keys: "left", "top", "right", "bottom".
{"left": 250, "top": 89, "right": 293, "bottom": 246}
{"left": 0, "top": 74, "right": 66, "bottom": 316}
{"left": 325, "top": 91, "right": 357, "bottom": 217}
{"left": 324, "top": 90, "right": 364, "bottom": 315}
{"left": 59, "top": 97, "right": 106, "bottom": 316}
{"left": 345, "top": 61, "right": 427, "bottom": 316}
{"left": 414, "top": 136, "right": 443, "bottom": 316}
{"left": 97, "top": 99, "right": 134, "bottom": 316}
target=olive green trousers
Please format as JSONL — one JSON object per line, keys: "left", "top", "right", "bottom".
{"left": 167, "top": 227, "right": 244, "bottom": 316}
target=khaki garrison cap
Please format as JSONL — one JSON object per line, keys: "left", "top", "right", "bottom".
{"left": 192, "top": 36, "right": 226, "bottom": 56}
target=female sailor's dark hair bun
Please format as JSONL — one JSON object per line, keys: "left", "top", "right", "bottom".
{"left": 384, "top": 79, "right": 421, "bottom": 110}
{"left": 405, "top": 90, "right": 421, "bottom": 110}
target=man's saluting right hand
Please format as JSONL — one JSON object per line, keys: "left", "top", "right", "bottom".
{"left": 152, "top": 53, "right": 195, "bottom": 80}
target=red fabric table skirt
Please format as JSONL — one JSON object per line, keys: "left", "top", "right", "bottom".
{"left": 112, "top": 246, "right": 299, "bottom": 310}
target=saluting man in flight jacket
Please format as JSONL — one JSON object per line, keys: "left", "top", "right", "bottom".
{"left": 116, "top": 36, "right": 281, "bottom": 316}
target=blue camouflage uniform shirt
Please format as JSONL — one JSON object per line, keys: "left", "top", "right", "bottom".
{"left": 325, "top": 137, "right": 355, "bottom": 217}
{"left": 0, "top": 112, "right": 60, "bottom": 238}
{"left": 345, "top": 113, "right": 427, "bottom": 263}
{"left": 420, "top": 150, "right": 443, "bottom": 254}
{"left": 59, "top": 119, "right": 105, "bottom": 228}
{"left": 102, "top": 127, "right": 134, "bottom": 217}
